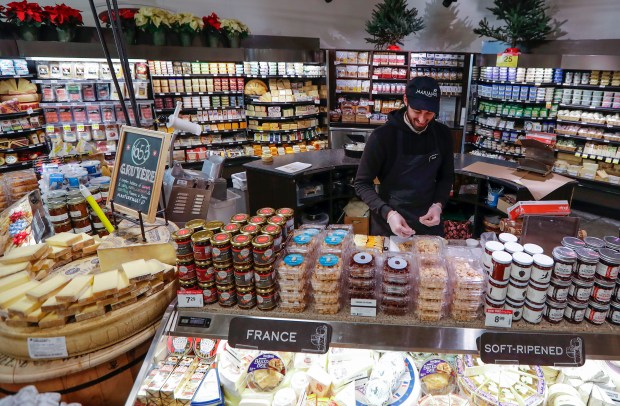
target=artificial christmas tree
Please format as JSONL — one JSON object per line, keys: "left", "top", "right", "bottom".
{"left": 365, "top": 0, "right": 424, "bottom": 50}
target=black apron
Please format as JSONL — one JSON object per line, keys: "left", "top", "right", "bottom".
{"left": 370, "top": 126, "right": 444, "bottom": 237}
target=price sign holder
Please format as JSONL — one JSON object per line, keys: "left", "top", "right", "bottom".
{"left": 177, "top": 289, "right": 204, "bottom": 308}
{"left": 496, "top": 53, "right": 519, "bottom": 68}
{"left": 485, "top": 309, "right": 512, "bottom": 328}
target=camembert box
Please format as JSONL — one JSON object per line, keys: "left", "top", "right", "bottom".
{"left": 507, "top": 200, "right": 571, "bottom": 220}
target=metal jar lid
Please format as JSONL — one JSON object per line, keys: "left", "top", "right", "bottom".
{"left": 230, "top": 213, "right": 250, "bottom": 224}
{"left": 276, "top": 208, "right": 294, "bottom": 218}
{"left": 211, "top": 232, "right": 232, "bottom": 246}
{"left": 599, "top": 248, "right": 620, "bottom": 265}
{"left": 603, "top": 236, "right": 620, "bottom": 251}
{"left": 584, "top": 236, "right": 606, "bottom": 251}
{"left": 214, "top": 260, "right": 233, "bottom": 269}
{"left": 231, "top": 233, "right": 252, "bottom": 247}
{"left": 240, "top": 224, "right": 260, "bottom": 235}
{"left": 185, "top": 219, "right": 207, "bottom": 232}
{"left": 552, "top": 246, "right": 577, "bottom": 263}
{"left": 562, "top": 236, "right": 586, "bottom": 250}
{"left": 222, "top": 223, "right": 240, "bottom": 234}
{"left": 257, "top": 207, "right": 276, "bottom": 217}
{"left": 261, "top": 224, "right": 281, "bottom": 237}
{"left": 237, "top": 285, "right": 255, "bottom": 294}
{"left": 234, "top": 262, "right": 253, "bottom": 272}
{"left": 575, "top": 247, "right": 600, "bottom": 264}
{"left": 252, "top": 234, "right": 274, "bottom": 249}
{"left": 268, "top": 215, "right": 286, "bottom": 227}
{"left": 191, "top": 230, "right": 213, "bottom": 244}
{"left": 172, "top": 228, "right": 193, "bottom": 241}
{"left": 204, "top": 221, "right": 224, "bottom": 233}
{"left": 248, "top": 215, "right": 267, "bottom": 226}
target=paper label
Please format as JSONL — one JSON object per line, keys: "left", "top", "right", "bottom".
{"left": 178, "top": 289, "right": 204, "bottom": 308}
{"left": 485, "top": 309, "right": 513, "bottom": 328}
{"left": 28, "top": 337, "right": 68, "bottom": 359}
{"left": 496, "top": 53, "right": 519, "bottom": 68}
{"left": 351, "top": 306, "right": 377, "bottom": 317}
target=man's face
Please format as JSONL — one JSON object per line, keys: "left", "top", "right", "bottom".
{"left": 403, "top": 95, "right": 435, "bottom": 131}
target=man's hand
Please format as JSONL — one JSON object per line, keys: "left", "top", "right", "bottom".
{"left": 419, "top": 203, "right": 442, "bottom": 227}
{"left": 387, "top": 210, "right": 415, "bottom": 238}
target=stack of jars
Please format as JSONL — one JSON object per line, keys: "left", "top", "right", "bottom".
{"left": 46, "top": 186, "right": 110, "bottom": 237}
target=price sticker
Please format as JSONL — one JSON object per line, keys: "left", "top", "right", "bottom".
{"left": 27, "top": 108, "right": 34, "bottom": 114}
{"left": 606, "top": 158, "right": 612, "bottom": 163}
{"left": 372, "top": 75, "right": 378, "bottom": 80}
{"left": 314, "top": 99, "right": 320, "bottom": 104}
{"left": 92, "top": 123, "right": 100, "bottom": 130}
{"left": 177, "top": 290, "right": 204, "bottom": 308}
{"left": 372, "top": 90, "right": 377, "bottom": 94}
{"left": 614, "top": 159, "right": 619, "bottom": 164}
{"left": 77, "top": 124, "right": 85, "bottom": 132}
{"left": 46, "top": 125, "right": 55, "bottom": 133}
{"left": 63, "top": 124, "right": 71, "bottom": 131}
{"left": 496, "top": 53, "right": 518, "bottom": 68}
{"left": 485, "top": 309, "right": 512, "bottom": 328}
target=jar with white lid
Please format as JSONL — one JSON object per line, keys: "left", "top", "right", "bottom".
{"left": 523, "top": 299, "right": 545, "bottom": 324}
{"left": 510, "top": 252, "right": 533, "bottom": 282}
{"left": 504, "top": 296, "right": 525, "bottom": 321}
{"left": 564, "top": 298, "right": 587, "bottom": 323}
{"left": 603, "top": 236, "right": 620, "bottom": 251}
{"left": 552, "top": 246, "right": 577, "bottom": 280}
{"left": 523, "top": 243, "right": 544, "bottom": 257}
{"left": 507, "top": 279, "right": 529, "bottom": 302}
{"left": 526, "top": 280, "right": 549, "bottom": 304}
{"left": 562, "top": 236, "right": 586, "bottom": 251}
{"left": 584, "top": 236, "right": 606, "bottom": 252}
{"left": 483, "top": 241, "right": 505, "bottom": 270}
{"left": 499, "top": 233, "right": 518, "bottom": 244}
{"left": 574, "top": 247, "right": 599, "bottom": 281}
{"left": 504, "top": 242, "right": 524, "bottom": 255}
{"left": 491, "top": 250, "right": 512, "bottom": 282}
{"left": 530, "top": 254, "right": 554, "bottom": 284}
{"left": 596, "top": 248, "right": 620, "bottom": 281}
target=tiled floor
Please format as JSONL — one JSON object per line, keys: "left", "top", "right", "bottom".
{"left": 573, "top": 209, "right": 620, "bottom": 237}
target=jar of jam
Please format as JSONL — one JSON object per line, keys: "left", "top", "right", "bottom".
{"left": 48, "top": 201, "right": 69, "bottom": 223}
{"left": 574, "top": 247, "right": 599, "bottom": 281}
{"left": 614, "top": 282, "right": 620, "bottom": 302}
{"left": 487, "top": 278, "right": 509, "bottom": 301}
{"left": 237, "top": 285, "right": 257, "bottom": 309}
{"left": 504, "top": 242, "right": 524, "bottom": 255}
{"left": 88, "top": 185, "right": 102, "bottom": 204}
{"left": 256, "top": 285, "right": 277, "bottom": 310}
{"left": 67, "top": 196, "right": 89, "bottom": 219}
{"left": 569, "top": 278, "right": 594, "bottom": 303}
{"left": 217, "top": 284, "right": 237, "bottom": 307}
{"left": 240, "top": 224, "right": 260, "bottom": 238}
{"left": 248, "top": 215, "right": 267, "bottom": 227}
{"left": 262, "top": 224, "right": 283, "bottom": 252}
{"left": 591, "top": 275, "right": 615, "bottom": 304}
{"left": 185, "top": 219, "right": 207, "bottom": 233}
{"left": 562, "top": 236, "right": 586, "bottom": 251}
{"left": 231, "top": 234, "right": 253, "bottom": 265}
{"left": 214, "top": 261, "right": 234, "bottom": 285}
{"left": 199, "top": 281, "right": 218, "bottom": 304}
{"left": 525, "top": 280, "right": 549, "bottom": 305}
{"left": 484, "top": 295, "right": 505, "bottom": 312}
{"left": 191, "top": 231, "right": 213, "bottom": 262}
{"left": 584, "top": 236, "right": 606, "bottom": 252}
{"left": 173, "top": 228, "right": 194, "bottom": 256}
{"left": 523, "top": 299, "right": 544, "bottom": 324}
{"left": 234, "top": 263, "right": 255, "bottom": 287}
{"left": 498, "top": 233, "right": 518, "bottom": 244}
{"left": 490, "top": 250, "right": 512, "bottom": 282}
{"left": 596, "top": 248, "right": 620, "bottom": 280}
{"left": 607, "top": 300, "right": 620, "bottom": 325}
{"left": 552, "top": 246, "right": 577, "bottom": 280}
{"left": 99, "top": 183, "right": 110, "bottom": 203}
{"left": 177, "top": 258, "right": 196, "bottom": 281}
{"left": 211, "top": 232, "right": 232, "bottom": 263}
{"left": 205, "top": 221, "right": 224, "bottom": 234}
{"left": 179, "top": 279, "right": 197, "bottom": 290}
{"left": 531, "top": 254, "right": 553, "bottom": 284}
{"left": 52, "top": 218, "right": 73, "bottom": 233}
{"left": 230, "top": 213, "right": 250, "bottom": 226}
{"left": 604, "top": 236, "right": 620, "bottom": 252}
{"left": 510, "top": 252, "right": 533, "bottom": 282}
{"left": 196, "top": 260, "right": 215, "bottom": 283}
{"left": 222, "top": 223, "right": 241, "bottom": 236}
{"left": 72, "top": 215, "right": 93, "bottom": 234}
{"left": 90, "top": 212, "right": 104, "bottom": 230}
{"left": 547, "top": 277, "right": 571, "bottom": 302}
{"left": 523, "top": 243, "right": 544, "bottom": 257}
{"left": 254, "top": 264, "right": 276, "bottom": 288}
{"left": 268, "top": 215, "right": 287, "bottom": 239}
{"left": 543, "top": 297, "right": 567, "bottom": 324}
{"left": 483, "top": 241, "right": 505, "bottom": 270}
{"left": 506, "top": 279, "right": 529, "bottom": 302}
{"left": 504, "top": 296, "right": 525, "bottom": 321}
{"left": 564, "top": 298, "right": 587, "bottom": 323}
{"left": 257, "top": 207, "right": 276, "bottom": 217}
{"left": 276, "top": 208, "right": 295, "bottom": 238}
{"left": 252, "top": 234, "right": 275, "bottom": 266}
{"left": 586, "top": 300, "right": 610, "bottom": 325}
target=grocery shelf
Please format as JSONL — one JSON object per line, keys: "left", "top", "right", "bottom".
{"left": 411, "top": 64, "right": 464, "bottom": 69}
{"left": 372, "top": 64, "right": 408, "bottom": 68}
{"left": 478, "top": 95, "right": 551, "bottom": 104}
{"left": 560, "top": 83, "right": 620, "bottom": 92}
{"left": 40, "top": 100, "right": 154, "bottom": 107}
{"left": 335, "top": 90, "right": 369, "bottom": 95}
{"left": 248, "top": 126, "right": 317, "bottom": 134}
{"left": 251, "top": 138, "right": 315, "bottom": 145}
{"left": 0, "top": 126, "right": 44, "bottom": 136}
{"left": 154, "top": 91, "right": 243, "bottom": 96}
{"left": 333, "top": 62, "right": 370, "bottom": 66}
{"left": 561, "top": 151, "right": 620, "bottom": 164}
{"left": 151, "top": 74, "right": 244, "bottom": 79}
{"left": 246, "top": 113, "right": 319, "bottom": 120}
{"left": 43, "top": 120, "right": 154, "bottom": 128}
{"left": 556, "top": 170, "right": 620, "bottom": 190}
{"left": 174, "top": 141, "right": 250, "bottom": 150}
{"left": 31, "top": 79, "right": 150, "bottom": 84}
{"left": 0, "top": 143, "right": 46, "bottom": 153}
{"left": 559, "top": 103, "right": 620, "bottom": 113}
{"left": 176, "top": 129, "right": 247, "bottom": 136}
{"left": 371, "top": 77, "right": 408, "bottom": 81}
{"left": 0, "top": 161, "right": 34, "bottom": 172}
{"left": 475, "top": 123, "right": 526, "bottom": 134}
{"left": 171, "top": 305, "right": 620, "bottom": 359}
{"left": 477, "top": 111, "right": 554, "bottom": 121}
{"left": 555, "top": 133, "right": 620, "bottom": 146}
{"left": 0, "top": 74, "right": 33, "bottom": 80}
{"left": 475, "top": 134, "right": 521, "bottom": 146}
{"left": 336, "top": 76, "right": 370, "bottom": 80}
{"left": 372, "top": 92, "right": 405, "bottom": 96}
{"left": 155, "top": 107, "right": 244, "bottom": 113}
{"left": 245, "top": 100, "right": 318, "bottom": 106}
{"left": 556, "top": 118, "right": 620, "bottom": 130}
{"left": 192, "top": 119, "right": 246, "bottom": 124}
{"left": 476, "top": 79, "right": 557, "bottom": 86}
{"left": 474, "top": 144, "right": 524, "bottom": 157}
{"left": 245, "top": 74, "right": 325, "bottom": 79}
{"left": 0, "top": 109, "right": 43, "bottom": 119}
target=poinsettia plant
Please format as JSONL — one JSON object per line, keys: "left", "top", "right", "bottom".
{"left": 202, "top": 12, "right": 221, "bottom": 35}
{"left": 3, "top": 1, "right": 47, "bottom": 28}
{"left": 135, "top": 7, "right": 172, "bottom": 32}
{"left": 44, "top": 3, "right": 83, "bottom": 28}
{"left": 220, "top": 18, "right": 250, "bottom": 39}
{"left": 171, "top": 12, "right": 203, "bottom": 34}
{"left": 99, "top": 8, "right": 137, "bottom": 30}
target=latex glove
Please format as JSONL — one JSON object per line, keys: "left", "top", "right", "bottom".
{"left": 387, "top": 210, "right": 415, "bottom": 238}
{"left": 419, "top": 203, "right": 442, "bottom": 227}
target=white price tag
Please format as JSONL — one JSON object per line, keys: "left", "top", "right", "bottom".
{"left": 46, "top": 125, "right": 55, "bottom": 133}
{"left": 614, "top": 159, "right": 620, "bottom": 164}
{"left": 485, "top": 309, "right": 512, "bottom": 328}
{"left": 27, "top": 108, "right": 34, "bottom": 114}
{"left": 351, "top": 299, "right": 377, "bottom": 317}
{"left": 178, "top": 289, "right": 204, "bottom": 308}
{"left": 28, "top": 337, "right": 68, "bottom": 359}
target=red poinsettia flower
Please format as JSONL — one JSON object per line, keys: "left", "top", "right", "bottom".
{"left": 5, "top": 1, "right": 47, "bottom": 26}
{"left": 44, "top": 3, "right": 83, "bottom": 28}
{"left": 202, "top": 12, "right": 221, "bottom": 32}
{"left": 100, "top": 8, "right": 137, "bottom": 24}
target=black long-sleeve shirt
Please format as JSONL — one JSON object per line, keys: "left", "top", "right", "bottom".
{"left": 354, "top": 108, "right": 454, "bottom": 220}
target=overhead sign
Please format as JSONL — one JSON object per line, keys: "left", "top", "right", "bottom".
{"left": 228, "top": 317, "right": 332, "bottom": 354}
{"left": 107, "top": 126, "right": 170, "bottom": 223}
{"left": 480, "top": 332, "right": 585, "bottom": 366}
{"left": 496, "top": 53, "right": 519, "bottom": 68}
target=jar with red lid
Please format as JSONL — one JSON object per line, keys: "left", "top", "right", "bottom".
{"left": 48, "top": 201, "right": 69, "bottom": 224}
{"left": 490, "top": 250, "right": 512, "bottom": 282}
{"left": 483, "top": 241, "right": 504, "bottom": 270}
{"left": 590, "top": 275, "right": 615, "bottom": 304}
{"left": 214, "top": 261, "right": 234, "bottom": 285}
{"left": 257, "top": 207, "right": 276, "bottom": 217}
{"left": 230, "top": 213, "right": 249, "bottom": 226}
{"left": 546, "top": 277, "right": 571, "bottom": 302}
{"left": 248, "top": 215, "right": 267, "bottom": 227}
{"left": 585, "top": 300, "right": 610, "bottom": 325}
{"left": 173, "top": 228, "right": 194, "bottom": 256}
{"left": 607, "top": 301, "right": 620, "bottom": 325}
{"left": 177, "top": 258, "right": 196, "bottom": 281}
{"left": 596, "top": 248, "right": 620, "bottom": 280}
{"left": 276, "top": 208, "right": 295, "bottom": 237}
{"left": 53, "top": 218, "right": 73, "bottom": 233}
{"left": 237, "top": 285, "right": 257, "bottom": 309}
{"left": 240, "top": 224, "right": 260, "bottom": 238}
{"left": 574, "top": 248, "right": 599, "bottom": 281}
{"left": 252, "top": 234, "right": 275, "bottom": 266}
{"left": 254, "top": 264, "right": 276, "bottom": 288}
{"left": 585, "top": 236, "right": 606, "bottom": 252}
{"left": 256, "top": 285, "right": 277, "bottom": 310}
{"left": 564, "top": 298, "right": 587, "bottom": 323}
{"left": 510, "top": 252, "right": 533, "bottom": 282}
{"left": 71, "top": 215, "right": 93, "bottom": 234}
{"left": 569, "top": 278, "right": 594, "bottom": 303}
{"left": 262, "top": 224, "right": 283, "bottom": 252}
{"left": 211, "top": 232, "right": 232, "bottom": 263}
{"left": 530, "top": 254, "right": 554, "bottom": 285}
{"left": 544, "top": 297, "right": 567, "bottom": 324}
{"left": 196, "top": 260, "right": 215, "bottom": 283}
{"left": 222, "top": 223, "right": 241, "bottom": 236}
{"left": 563, "top": 236, "right": 586, "bottom": 251}
{"left": 268, "top": 215, "right": 287, "bottom": 239}
{"left": 234, "top": 263, "right": 255, "bottom": 287}
{"left": 192, "top": 231, "right": 213, "bottom": 262}
{"left": 231, "top": 234, "right": 253, "bottom": 265}
{"left": 217, "top": 284, "right": 237, "bottom": 307}
{"left": 552, "top": 246, "right": 577, "bottom": 280}
{"left": 67, "top": 196, "right": 89, "bottom": 219}
{"left": 199, "top": 281, "right": 218, "bottom": 304}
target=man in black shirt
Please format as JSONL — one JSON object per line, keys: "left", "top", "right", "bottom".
{"left": 354, "top": 76, "right": 454, "bottom": 237}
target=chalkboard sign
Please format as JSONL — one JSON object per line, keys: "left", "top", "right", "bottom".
{"left": 107, "top": 126, "right": 171, "bottom": 223}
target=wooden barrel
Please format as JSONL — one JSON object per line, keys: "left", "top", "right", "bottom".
{"left": 0, "top": 322, "right": 156, "bottom": 405}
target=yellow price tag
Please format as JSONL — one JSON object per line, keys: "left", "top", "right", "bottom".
{"left": 92, "top": 123, "right": 100, "bottom": 130}
{"left": 614, "top": 159, "right": 620, "bottom": 164}
{"left": 63, "top": 124, "right": 71, "bottom": 131}
{"left": 606, "top": 158, "right": 612, "bottom": 163}
{"left": 496, "top": 53, "right": 519, "bottom": 68}
{"left": 46, "top": 125, "right": 54, "bottom": 133}
{"left": 77, "top": 124, "right": 85, "bottom": 132}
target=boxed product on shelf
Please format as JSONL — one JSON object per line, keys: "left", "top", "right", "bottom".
{"left": 447, "top": 255, "right": 486, "bottom": 321}
{"left": 381, "top": 252, "right": 416, "bottom": 315}
{"left": 416, "top": 255, "right": 450, "bottom": 321}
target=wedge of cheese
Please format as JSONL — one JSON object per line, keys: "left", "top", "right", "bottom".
{"left": 5, "top": 316, "right": 29, "bottom": 328}
{"left": 92, "top": 270, "right": 119, "bottom": 298}
{"left": 45, "top": 232, "right": 82, "bottom": 247}
{"left": 0, "top": 280, "right": 40, "bottom": 309}
{"left": 0, "top": 271, "right": 31, "bottom": 293}
{"left": 56, "top": 303, "right": 84, "bottom": 317}
{"left": 8, "top": 296, "right": 41, "bottom": 317}
{"left": 82, "top": 242, "right": 101, "bottom": 256}
{"left": 26, "top": 274, "right": 69, "bottom": 302}
{"left": 0, "top": 244, "right": 48, "bottom": 264}
{"left": 39, "top": 312, "right": 68, "bottom": 328}
{"left": 122, "top": 259, "right": 153, "bottom": 283}
{"left": 0, "top": 262, "right": 31, "bottom": 278}
{"left": 26, "top": 307, "right": 48, "bottom": 323}
{"left": 146, "top": 259, "right": 166, "bottom": 280}
{"left": 72, "top": 233, "right": 95, "bottom": 252}
{"left": 41, "top": 295, "right": 66, "bottom": 312}
{"left": 55, "top": 275, "right": 93, "bottom": 303}
{"left": 47, "top": 245, "right": 71, "bottom": 259}
{"left": 75, "top": 304, "right": 105, "bottom": 322}
{"left": 77, "top": 286, "right": 95, "bottom": 305}
{"left": 32, "top": 257, "right": 55, "bottom": 272}
{"left": 117, "top": 271, "right": 134, "bottom": 296}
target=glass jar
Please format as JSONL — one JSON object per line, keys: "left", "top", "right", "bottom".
{"left": 240, "top": 224, "right": 260, "bottom": 238}
{"left": 256, "top": 285, "right": 277, "bottom": 310}
{"left": 199, "top": 281, "right": 218, "bottom": 304}
{"left": 191, "top": 231, "right": 213, "bottom": 262}
{"left": 487, "top": 278, "right": 509, "bottom": 301}
{"left": 185, "top": 219, "right": 207, "bottom": 233}
{"left": 498, "top": 233, "right": 518, "bottom": 244}
{"left": 234, "top": 263, "right": 255, "bottom": 287}
{"left": 173, "top": 228, "right": 194, "bottom": 256}
{"left": 490, "top": 250, "right": 512, "bottom": 282}
{"left": 276, "top": 208, "right": 295, "bottom": 238}
{"left": 543, "top": 297, "right": 567, "bottom": 324}
{"left": 196, "top": 260, "right": 215, "bottom": 283}
{"left": 569, "top": 278, "right": 594, "bottom": 303}
{"left": 504, "top": 296, "right": 525, "bottom": 321}
{"left": 67, "top": 196, "right": 89, "bottom": 219}
{"left": 248, "top": 215, "right": 267, "bottom": 227}
{"left": 546, "top": 277, "right": 571, "bottom": 302}
{"left": 179, "top": 278, "right": 197, "bottom": 290}
{"left": 564, "top": 298, "right": 587, "bottom": 323}
{"left": 606, "top": 301, "right": 620, "bottom": 325}
{"left": 504, "top": 242, "right": 524, "bottom": 255}
{"left": 177, "top": 258, "right": 196, "bottom": 281}
{"left": 483, "top": 241, "right": 505, "bottom": 270}
{"left": 530, "top": 254, "right": 554, "bottom": 285}
{"left": 562, "top": 236, "right": 586, "bottom": 251}
{"left": 217, "top": 284, "right": 237, "bottom": 307}
{"left": 552, "top": 246, "right": 577, "bottom": 280}
{"left": 484, "top": 295, "right": 505, "bottom": 312}
{"left": 257, "top": 207, "right": 276, "bottom": 217}
{"left": 71, "top": 215, "right": 93, "bottom": 234}
{"left": 252, "top": 234, "right": 275, "bottom": 266}
{"left": 268, "top": 215, "right": 288, "bottom": 240}
{"left": 525, "top": 280, "right": 549, "bottom": 305}
{"left": 584, "top": 236, "right": 606, "bottom": 252}
{"left": 99, "top": 182, "right": 110, "bottom": 203}
{"left": 254, "top": 263, "right": 276, "bottom": 288}
{"left": 591, "top": 275, "right": 615, "bottom": 304}
{"left": 90, "top": 212, "right": 104, "bottom": 230}
{"left": 574, "top": 247, "right": 599, "bottom": 281}
{"left": 523, "top": 299, "right": 544, "bottom": 324}
{"left": 585, "top": 300, "right": 610, "bottom": 325}
{"left": 222, "top": 223, "right": 241, "bottom": 236}
{"left": 506, "top": 279, "right": 529, "bottom": 302}
{"left": 510, "top": 252, "right": 533, "bottom": 282}
{"left": 523, "top": 243, "right": 544, "bottom": 257}
{"left": 205, "top": 221, "right": 224, "bottom": 234}
{"left": 230, "top": 213, "right": 250, "bottom": 227}
{"left": 48, "top": 201, "right": 69, "bottom": 223}
{"left": 603, "top": 236, "right": 620, "bottom": 252}
{"left": 53, "top": 218, "right": 73, "bottom": 233}
{"left": 214, "top": 261, "right": 234, "bottom": 285}
{"left": 211, "top": 232, "right": 232, "bottom": 263}
{"left": 88, "top": 185, "right": 102, "bottom": 204}
{"left": 231, "top": 234, "right": 253, "bottom": 265}
{"left": 262, "top": 224, "right": 283, "bottom": 252}
{"left": 596, "top": 248, "right": 620, "bottom": 281}
{"left": 237, "top": 285, "right": 257, "bottom": 309}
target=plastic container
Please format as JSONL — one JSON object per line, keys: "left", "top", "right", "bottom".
{"left": 277, "top": 253, "right": 309, "bottom": 280}
{"left": 506, "top": 278, "right": 529, "bottom": 302}
{"left": 231, "top": 172, "right": 247, "bottom": 191}
{"left": 596, "top": 248, "right": 620, "bottom": 280}
{"left": 383, "top": 253, "right": 414, "bottom": 285}
{"left": 504, "top": 296, "right": 525, "bottom": 321}
{"left": 523, "top": 243, "right": 544, "bottom": 257}
{"left": 498, "top": 233, "right": 518, "bottom": 244}
{"left": 574, "top": 248, "right": 599, "bottom": 281}
{"left": 413, "top": 235, "right": 445, "bottom": 256}
{"left": 523, "top": 299, "right": 545, "bottom": 324}
{"left": 207, "top": 189, "right": 241, "bottom": 224}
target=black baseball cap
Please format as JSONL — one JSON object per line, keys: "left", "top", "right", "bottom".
{"left": 406, "top": 76, "right": 441, "bottom": 114}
